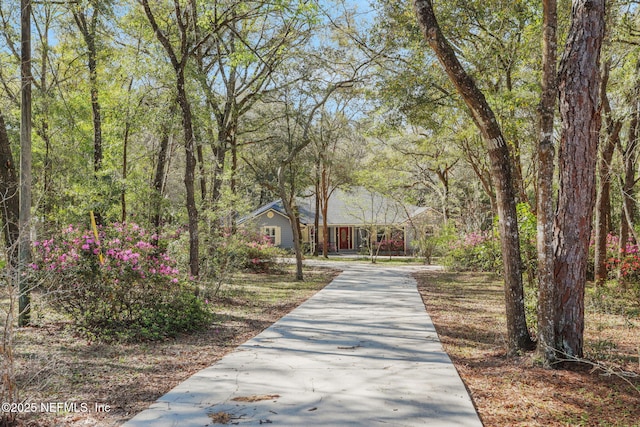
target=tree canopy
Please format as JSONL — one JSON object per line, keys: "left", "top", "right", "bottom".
{"left": 0, "top": 0, "right": 639, "bottom": 366}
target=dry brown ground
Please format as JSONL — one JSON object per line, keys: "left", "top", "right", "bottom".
{"left": 415, "top": 271, "right": 640, "bottom": 427}
{"left": 7, "top": 265, "right": 640, "bottom": 427}
{"left": 6, "top": 266, "right": 339, "bottom": 427}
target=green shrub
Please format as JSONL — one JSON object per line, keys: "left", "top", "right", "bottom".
{"left": 443, "top": 230, "right": 502, "bottom": 272}
{"left": 232, "top": 229, "right": 287, "bottom": 272}
{"left": 413, "top": 235, "right": 437, "bottom": 264}
{"left": 31, "top": 223, "right": 213, "bottom": 342}
{"left": 440, "top": 203, "right": 537, "bottom": 277}
{"left": 198, "top": 228, "right": 287, "bottom": 298}
{"left": 516, "top": 203, "right": 537, "bottom": 286}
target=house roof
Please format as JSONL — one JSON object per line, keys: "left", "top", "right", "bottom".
{"left": 240, "top": 198, "right": 316, "bottom": 224}
{"left": 240, "top": 187, "right": 429, "bottom": 226}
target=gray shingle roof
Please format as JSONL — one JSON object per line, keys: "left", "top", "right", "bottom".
{"left": 241, "top": 187, "right": 427, "bottom": 226}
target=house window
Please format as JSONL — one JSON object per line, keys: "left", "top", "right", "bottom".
{"left": 262, "top": 226, "right": 281, "bottom": 246}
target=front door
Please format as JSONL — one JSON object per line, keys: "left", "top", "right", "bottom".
{"left": 338, "top": 227, "right": 350, "bottom": 250}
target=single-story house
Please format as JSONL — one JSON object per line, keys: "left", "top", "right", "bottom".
{"left": 238, "top": 187, "right": 441, "bottom": 255}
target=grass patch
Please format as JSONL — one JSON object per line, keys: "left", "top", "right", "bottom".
{"left": 4, "top": 265, "right": 339, "bottom": 426}
{"left": 415, "top": 271, "right": 640, "bottom": 427}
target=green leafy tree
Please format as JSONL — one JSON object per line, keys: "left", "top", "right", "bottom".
{"left": 412, "top": 0, "right": 534, "bottom": 353}
{"left": 312, "top": 105, "right": 363, "bottom": 257}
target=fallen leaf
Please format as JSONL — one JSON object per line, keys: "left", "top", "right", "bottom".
{"left": 209, "top": 411, "right": 231, "bottom": 424}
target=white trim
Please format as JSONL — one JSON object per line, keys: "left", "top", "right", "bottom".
{"left": 261, "top": 226, "right": 281, "bottom": 246}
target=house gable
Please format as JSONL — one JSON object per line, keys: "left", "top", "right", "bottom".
{"left": 258, "top": 208, "right": 289, "bottom": 222}
{"left": 245, "top": 208, "right": 295, "bottom": 250}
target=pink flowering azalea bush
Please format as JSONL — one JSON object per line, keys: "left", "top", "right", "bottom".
{"left": 375, "top": 239, "right": 405, "bottom": 253}
{"left": 444, "top": 230, "right": 501, "bottom": 272}
{"left": 590, "top": 233, "right": 640, "bottom": 283}
{"left": 232, "top": 229, "right": 285, "bottom": 273}
{"left": 618, "top": 251, "right": 640, "bottom": 284}
{"left": 604, "top": 239, "right": 639, "bottom": 278}
{"left": 31, "top": 223, "right": 212, "bottom": 342}
{"left": 604, "top": 237, "right": 640, "bottom": 295}
{"left": 587, "top": 233, "right": 640, "bottom": 314}
{"left": 442, "top": 204, "right": 537, "bottom": 276}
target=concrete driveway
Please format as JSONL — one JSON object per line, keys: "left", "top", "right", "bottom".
{"left": 124, "top": 261, "right": 483, "bottom": 426}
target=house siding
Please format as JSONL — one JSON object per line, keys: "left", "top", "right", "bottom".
{"left": 252, "top": 211, "right": 295, "bottom": 250}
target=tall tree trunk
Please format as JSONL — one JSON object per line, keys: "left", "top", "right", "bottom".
{"left": 19, "top": 0, "right": 33, "bottom": 326}
{"left": 320, "top": 168, "right": 331, "bottom": 258}
{"left": 537, "top": 0, "right": 558, "bottom": 367}
{"left": 0, "top": 112, "right": 20, "bottom": 256}
{"left": 211, "top": 129, "right": 228, "bottom": 207}
{"left": 594, "top": 65, "right": 621, "bottom": 286}
{"left": 620, "top": 63, "right": 640, "bottom": 255}
{"left": 196, "top": 143, "right": 206, "bottom": 201}
{"left": 593, "top": 126, "right": 617, "bottom": 283}
{"left": 89, "top": 62, "right": 102, "bottom": 174}
{"left": 177, "top": 72, "right": 200, "bottom": 277}
{"left": 73, "top": 6, "right": 102, "bottom": 174}
{"left": 413, "top": 0, "right": 534, "bottom": 354}
{"left": 73, "top": 5, "right": 103, "bottom": 227}
{"left": 278, "top": 166, "right": 304, "bottom": 280}
{"left": 509, "top": 141, "right": 529, "bottom": 205}
{"left": 321, "top": 198, "right": 330, "bottom": 258}
{"left": 141, "top": 0, "right": 200, "bottom": 277}
{"left": 553, "top": 0, "right": 605, "bottom": 359}
{"left": 121, "top": 76, "right": 135, "bottom": 224}
{"left": 229, "top": 128, "right": 238, "bottom": 231}
{"left": 434, "top": 166, "right": 453, "bottom": 223}
{"left": 37, "top": 15, "right": 53, "bottom": 220}
{"left": 121, "top": 121, "right": 129, "bottom": 223}
{"left": 152, "top": 115, "right": 171, "bottom": 237}
{"left": 313, "top": 164, "right": 320, "bottom": 257}
{"left": 230, "top": 130, "right": 238, "bottom": 195}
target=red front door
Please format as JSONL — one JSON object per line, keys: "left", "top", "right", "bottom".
{"left": 338, "top": 227, "right": 350, "bottom": 250}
